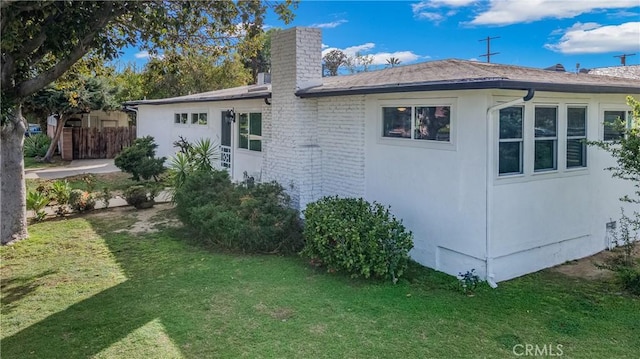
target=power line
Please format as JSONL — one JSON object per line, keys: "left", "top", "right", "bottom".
{"left": 479, "top": 36, "right": 500, "bottom": 63}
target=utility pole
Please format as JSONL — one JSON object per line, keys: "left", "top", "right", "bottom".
{"left": 479, "top": 36, "right": 500, "bottom": 63}
{"left": 614, "top": 53, "right": 635, "bottom": 66}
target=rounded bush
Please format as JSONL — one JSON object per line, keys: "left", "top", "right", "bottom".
{"left": 24, "top": 134, "right": 51, "bottom": 157}
{"left": 302, "top": 196, "right": 413, "bottom": 282}
{"left": 69, "top": 189, "right": 95, "bottom": 212}
{"left": 124, "top": 185, "right": 154, "bottom": 209}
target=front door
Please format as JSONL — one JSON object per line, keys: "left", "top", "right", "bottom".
{"left": 220, "top": 111, "right": 232, "bottom": 171}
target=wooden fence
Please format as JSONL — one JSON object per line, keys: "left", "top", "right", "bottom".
{"left": 71, "top": 126, "right": 136, "bottom": 159}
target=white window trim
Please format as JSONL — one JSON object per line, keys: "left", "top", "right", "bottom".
{"left": 173, "top": 109, "right": 209, "bottom": 127}
{"left": 495, "top": 101, "right": 590, "bottom": 184}
{"left": 498, "top": 106, "right": 524, "bottom": 176}
{"left": 376, "top": 98, "right": 457, "bottom": 151}
{"left": 236, "top": 109, "right": 263, "bottom": 153}
{"left": 565, "top": 105, "right": 588, "bottom": 170}
{"left": 533, "top": 105, "right": 559, "bottom": 173}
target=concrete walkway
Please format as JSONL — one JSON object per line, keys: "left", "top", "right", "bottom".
{"left": 25, "top": 159, "right": 120, "bottom": 179}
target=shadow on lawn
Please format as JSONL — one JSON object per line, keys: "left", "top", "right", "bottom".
{"left": 0, "top": 213, "right": 206, "bottom": 359}
{"left": 1, "top": 269, "right": 57, "bottom": 314}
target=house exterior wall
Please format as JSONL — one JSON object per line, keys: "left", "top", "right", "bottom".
{"left": 316, "top": 95, "right": 367, "bottom": 198}
{"left": 361, "top": 90, "right": 491, "bottom": 278}
{"left": 487, "top": 91, "right": 638, "bottom": 281}
{"left": 136, "top": 99, "right": 265, "bottom": 182}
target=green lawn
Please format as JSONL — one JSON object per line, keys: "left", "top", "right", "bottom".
{"left": 23, "top": 155, "right": 69, "bottom": 169}
{"left": 1, "top": 208, "right": 639, "bottom": 358}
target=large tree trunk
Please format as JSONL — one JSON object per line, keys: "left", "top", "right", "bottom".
{"left": 43, "top": 115, "right": 66, "bottom": 163}
{"left": 1, "top": 105, "right": 28, "bottom": 244}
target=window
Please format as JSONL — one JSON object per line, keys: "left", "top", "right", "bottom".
{"left": 567, "top": 107, "right": 587, "bottom": 168}
{"left": 534, "top": 107, "right": 557, "bottom": 171}
{"left": 238, "top": 112, "right": 262, "bottom": 151}
{"left": 498, "top": 107, "right": 523, "bottom": 175}
{"left": 603, "top": 110, "right": 628, "bottom": 141}
{"left": 382, "top": 105, "right": 450, "bottom": 142}
{"left": 174, "top": 113, "right": 187, "bottom": 124}
{"left": 191, "top": 113, "right": 207, "bottom": 125}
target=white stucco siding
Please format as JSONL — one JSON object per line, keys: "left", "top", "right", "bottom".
{"left": 363, "top": 91, "right": 490, "bottom": 277}
{"left": 488, "top": 92, "right": 639, "bottom": 281}
{"left": 136, "top": 99, "right": 265, "bottom": 182}
{"left": 317, "top": 95, "right": 366, "bottom": 198}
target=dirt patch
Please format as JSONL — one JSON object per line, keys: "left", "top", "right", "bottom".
{"left": 112, "top": 203, "right": 182, "bottom": 235}
{"left": 550, "top": 248, "right": 639, "bottom": 280}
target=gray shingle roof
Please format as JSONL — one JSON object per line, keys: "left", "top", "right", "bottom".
{"left": 124, "top": 84, "right": 271, "bottom": 105}
{"left": 587, "top": 65, "right": 640, "bottom": 80}
{"left": 298, "top": 59, "right": 640, "bottom": 97}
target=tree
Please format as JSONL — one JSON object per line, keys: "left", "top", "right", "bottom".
{"left": 1, "top": 1, "right": 295, "bottom": 244}
{"left": 345, "top": 52, "right": 374, "bottom": 74}
{"left": 386, "top": 57, "right": 401, "bottom": 68}
{"left": 26, "top": 76, "right": 119, "bottom": 162}
{"left": 242, "top": 28, "right": 280, "bottom": 83}
{"left": 323, "top": 49, "right": 347, "bottom": 77}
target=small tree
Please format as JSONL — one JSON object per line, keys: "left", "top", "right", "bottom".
{"left": 114, "top": 136, "right": 166, "bottom": 181}
{"left": 323, "top": 49, "right": 346, "bottom": 76}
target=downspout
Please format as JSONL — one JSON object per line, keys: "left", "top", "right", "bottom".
{"left": 484, "top": 88, "right": 535, "bottom": 288}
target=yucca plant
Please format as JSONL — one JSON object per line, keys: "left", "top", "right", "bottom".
{"left": 50, "top": 180, "right": 72, "bottom": 216}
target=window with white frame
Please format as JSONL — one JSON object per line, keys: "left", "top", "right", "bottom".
{"left": 567, "top": 107, "right": 587, "bottom": 168}
{"left": 382, "top": 106, "right": 451, "bottom": 142}
{"left": 174, "top": 113, "right": 188, "bottom": 124}
{"left": 534, "top": 106, "right": 558, "bottom": 172}
{"left": 191, "top": 112, "right": 208, "bottom": 125}
{"left": 238, "top": 112, "right": 262, "bottom": 151}
{"left": 603, "top": 110, "right": 630, "bottom": 141}
{"left": 498, "top": 106, "right": 523, "bottom": 175}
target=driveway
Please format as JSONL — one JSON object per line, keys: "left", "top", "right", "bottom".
{"left": 25, "top": 159, "right": 121, "bottom": 179}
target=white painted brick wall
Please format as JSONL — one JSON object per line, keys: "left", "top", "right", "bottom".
{"left": 317, "top": 96, "right": 366, "bottom": 198}
{"left": 263, "top": 27, "right": 323, "bottom": 210}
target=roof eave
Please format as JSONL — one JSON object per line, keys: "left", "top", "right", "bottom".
{"left": 296, "top": 80, "right": 640, "bottom": 98}
{"left": 124, "top": 92, "right": 271, "bottom": 106}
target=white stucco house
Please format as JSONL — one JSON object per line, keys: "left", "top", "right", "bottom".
{"left": 127, "top": 27, "right": 639, "bottom": 284}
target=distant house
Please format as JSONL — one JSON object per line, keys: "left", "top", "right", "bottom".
{"left": 127, "top": 27, "right": 640, "bottom": 284}
{"left": 46, "top": 109, "right": 130, "bottom": 137}
{"left": 587, "top": 65, "right": 640, "bottom": 80}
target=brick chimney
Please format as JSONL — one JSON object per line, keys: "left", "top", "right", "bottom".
{"left": 263, "top": 27, "right": 323, "bottom": 210}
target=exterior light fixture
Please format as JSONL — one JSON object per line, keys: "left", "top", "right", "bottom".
{"left": 225, "top": 109, "right": 236, "bottom": 123}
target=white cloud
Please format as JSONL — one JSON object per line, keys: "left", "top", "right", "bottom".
{"left": 545, "top": 22, "right": 640, "bottom": 54}
{"left": 412, "top": 0, "right": 475, "bottom": 22}
{"left": 470, "top": 0, "right": 639, "bottom": 26}
{"left": 134, "top": 51, "right": 150, "bottom": 59}
{"left": 322, "top": 43, "right": 329, "bottom": 49}
{"left": 310, "top": 19, "right": 348, "bottom": 29}
{"left": 322, "top": 43, "right": 423, "bottom": 66}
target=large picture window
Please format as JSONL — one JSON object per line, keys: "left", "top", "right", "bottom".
{"left": 567, "top": 107, "right": 587, "bottom": 168}
{"left": 498, "top": 107, "right": 523, "bottom": 175}
{"left": 382, "top": 105, "right": 450, "bottom": 142}
{"left": 238, "top": 112, "right": 262, "bottom": 152}
{"left": 534, "top": 107, "right": 558, "bottom": 172}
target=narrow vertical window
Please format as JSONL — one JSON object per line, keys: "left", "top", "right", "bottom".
{"left": 238, "top": 112, "right": 262, "bottom": 152}
{"left": 567, "top": 107, "right": 587, "bottom": 168}
{"left": 498, "top": 107, "right": 523, "bottom": 175}
{"left": 534, "top": 107, "right": 557, "bottom": 171}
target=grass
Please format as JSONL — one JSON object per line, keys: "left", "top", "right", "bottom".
{"left": 2, "top": 209, "right": 639, "bottom": 358}
{"left": 23, "top": 155, "right": 69, "bottom": 169}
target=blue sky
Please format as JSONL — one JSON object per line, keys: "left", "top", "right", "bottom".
{"left": 129, "top": 0, "right": 640, "bottom": 71}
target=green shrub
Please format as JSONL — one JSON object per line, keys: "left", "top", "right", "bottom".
{"left": 617, "top": 267, "right": 640, "bottom": 295}
{"left": 68, "top": 189, "right": 96, "bottom": 212}
{"left": 173, "top": 170, "right": 302, "bottom": 254}
{"left": 24, "top": 134, "right": 51, "bottom": 157}
{"left": 26, "top": 190, "right": 50, "bottom": 221}
{"left": 50, "top": 180, "right": 71, "bottom": 216}
{"left": 114, "top": 136, "right": 166, "bottom": 181}
{"left": 124, "top": 185, "right": 157, "bottom": 209}
{"left": 302, "top": 197, "right": 414, "bottom": 283}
